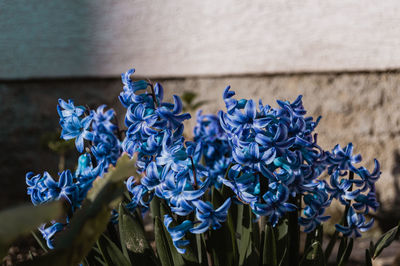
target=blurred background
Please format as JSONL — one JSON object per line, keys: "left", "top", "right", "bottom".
{"left": 1, "top": 1, "right": 400, "bottom": 263}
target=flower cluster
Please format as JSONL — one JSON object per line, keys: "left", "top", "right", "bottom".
{"left": 26, "top": 101, "right": 121, "bottom": 248}
{"left": 26, "top": 67, "right": 381, "bottom": 252}
{"left": 218, "top": 87, "right": 380, "bottom": 236}
{"left": 119, "top": 70, "right": 234, "bottom": 253}
{"left": 218, "top": 87, "right": 326, "bottom": 226}
{"left": 193, "top": 111, "right": 232, "bottom": 188}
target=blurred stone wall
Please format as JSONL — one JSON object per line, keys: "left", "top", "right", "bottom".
{"left": 2, "top": 71, "right": 400, "bottom": 211}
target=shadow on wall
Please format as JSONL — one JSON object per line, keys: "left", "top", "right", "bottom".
{"left": 0, "top": 78, "right": 124, "bottom": 209}
{"left": 375, "top": 149, "right": 400, "bottom": 232}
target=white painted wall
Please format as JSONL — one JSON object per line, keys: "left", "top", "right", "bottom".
{"left": 1, "top": 0, "right": 400, "bottom": 79}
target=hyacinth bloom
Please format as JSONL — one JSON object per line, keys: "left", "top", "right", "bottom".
{"left": 335, "top": 207, "right": 374, "bottom": 238}
{"left": 57, "top": 99, "right": 85, "bottom": 119}
{"left": 328, "top": 170, "right": 361, "bottom": 205}
{"left": 190, "top": 198, "right": 231, "bottom": 234}
{"left": 328, "top": 143, "right": 362, "bottom": 173}
{"left": 299, "top": 184, "right": 331, "bottom": 232}
{"left": 126, "top": 177, "right": 148, "bottom": 212}
{"left": 357, "top": 159, "right": 381, "bottom": 191}
{"left": 42, "top": 170, "right": 78, "bottom": 204}
{"left": 39, "top": 223, "right": 65, "bottom": 249}
{"left": 60, "top": 114, "right": 94, "bottom": 153}
{"left": 164, "top": 214, "right": 194, "bottom": 254}
{"left": 156, "top": 96, "right": 191, "bottom": 130}
{"left": 26, "top": 67, "right": 382, "bottom": 253}
{"left": 26, "top": 172, "right": 47, "bottom": 205}
{"left": 161, "top": 174, "right": 209, "bottom": 216}
{"left": 125, "top": 104, "right": 158, "bottom": 136}
{"left": 141, "top": 162, "right": 166, "bottom": 193}
{"left": 252, "top": 183, "right": 297, "bottom": 226}
{"left": 91, "top": 105, "right": 117, "bottom": 132}
{"left": 220, "top": 170, "right": 258, "bottom": 204}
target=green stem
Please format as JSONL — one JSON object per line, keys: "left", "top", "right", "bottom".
{"left": 147, "top": 81, "right": 159, "bottom": 108}
{"left": 288, "top": 195, "right": 301, "bottom": 266}
{"left": 58, "top": 153, "right": 65, "bottom": 172}
{"left": 325, "top": 170, "right": 354, "bottom": 262}
{"left": 343, "top": 171, "right": 354, "bottom": 226}
{"left": 189, "top": 156, "right": 198, "bottom": 188}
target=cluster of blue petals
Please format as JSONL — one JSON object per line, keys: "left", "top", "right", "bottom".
{"left": 27, "top": 100, "right": 121, "bottom": 248}
{"left": 26, "top": 67, "right": 381, "bottom": 252}
{"left": 218, "top": 86, "right": 380, "bottom": 236}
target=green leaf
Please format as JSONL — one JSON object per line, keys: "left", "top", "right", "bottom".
{"left": 31, "top": 231, "right": 49, "bottom": 253}
{"left": 368, "top": 240, "right": 374, "bottom": 258}
{"left": 210, "top": 187, "right": 237, "bottom": 266}
{"left": 336, "top": 237, "right": 347, "bottom": 265}
{"left": 365, "top": 248, "right": 373, "bottom": 266}
{"left": 304, "top": 232, "right": 314, "bottom": 255}
{"left": 300, "top": 241, "right": 326, "bottom": 266}
{"left": 373, "top": 223, "right": 400, "bottom": 259}
{"left": 246, "top": 213, "right": 260, "bottom": 266}
{"left": 118, "top": 203, "right": 158, "bottom": 265}
{"left": 324, "top": 231, "right": 338, "bottom": 263}
{"left": 85, "top": 246, "right": 106, "bottom": 266}
{"left": 0, "top": 201, "right": 63, "bottom": 259}
{"left": 97, "top": 234, "right": 131, "bottom": 266}
{"left": 196, "top": 233, "right": 208, "bottom": 266}
{"left": 236, "top": 204, "right": 244, "bottom": 242}
{"left": 181, "top": 91, "right": 197, "bottom": 105}
{"left": 86, "top": 153, "right": 136, "bottom": 203}
{"left": 337, "top": 238, "right": 353, "bottom": 266}
{"left": 151, "top": 196, "right": 161, "bottom": 221}
{"left": 262, "top": 224, "right": 277, "bottom": 266}
{"left": 237, "top": 204, "right": 252, "bottom": 266}
{"left": 304, "top": 225, "right": 323, "bottom": 260}
{"left": 158, "top": 199, "right": 198, "bottom": 265}
{"left": 276, "top": 218, "right": 289, "bottom": 266}
{"left": 287, "top": 199, "right": 300, "bottom": 266}
{"left": 278, "top": 247, "right": 287, "bottom": 266}
{"left": 154, "top": 217, "right": 185, "bottom": 266}
{"left": 151, "top": 198, "right": 184, "bottom": 266}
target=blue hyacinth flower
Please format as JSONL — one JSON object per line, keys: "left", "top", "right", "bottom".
{"left": 353, "top": 191, "right": 379, "bottom": 214}
{"left": 156, "top": 95, "right": 191, "bottom": 130}
{"left": 328, "top": 143, "right": 362, "bottom": 173}
{"left": 335, "top": 207, "right": 374, "bottom": 237}
{"left": 141, "top": 162, "right": 174, "bottom": 198}
{"left": 356, "top": 159, "right": 381, "bottom": 191}
{"left": 60, "top": 114, "right": 94, "bottom": 153}
{"left": 43, "top": 170, "right": 78, "bottom": 205}
{"left": 39, "top": 222, "right": 65, "bottom": 249}
{"left": 91, "top": 105, "right": 117, "bottom": 132}
{"left": 162, "top": 173, "right": 210, "bottom": 216}
{"left": 57, "top": 99, "right": 85, "bottom": 120}
{"left": 220, "top": 169, "right": 258, "bottom": 204}
{"left": 327, "top": 170, "right": 361, "bottom": 205}
{"left": 164, "top": 214, "right": 194, "bottom": 254}
{"left": 252, "top": 182, "right": 296, "bottom": 226}
{"left": 26, "top": 172, "right": 47, "bottom": 205}
{"left": 125, "top": 104, "right": 158, "bottom": 136}
{"left": 190, "top": 198, "right": 231, "bottom": 234}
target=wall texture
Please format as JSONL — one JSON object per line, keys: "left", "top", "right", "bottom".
{"left": 2, "top": 72, "right": 400, "bottom": 211}
{"left": 1, "top": 1, "right": 400, "bottom": 79}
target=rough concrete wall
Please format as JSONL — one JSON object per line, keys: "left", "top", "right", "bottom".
{"left": 2, "top": 1, "right": 400, "bottom": 79}
{"left": 2, "top": 72, "right": 400, "bottom": 210}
